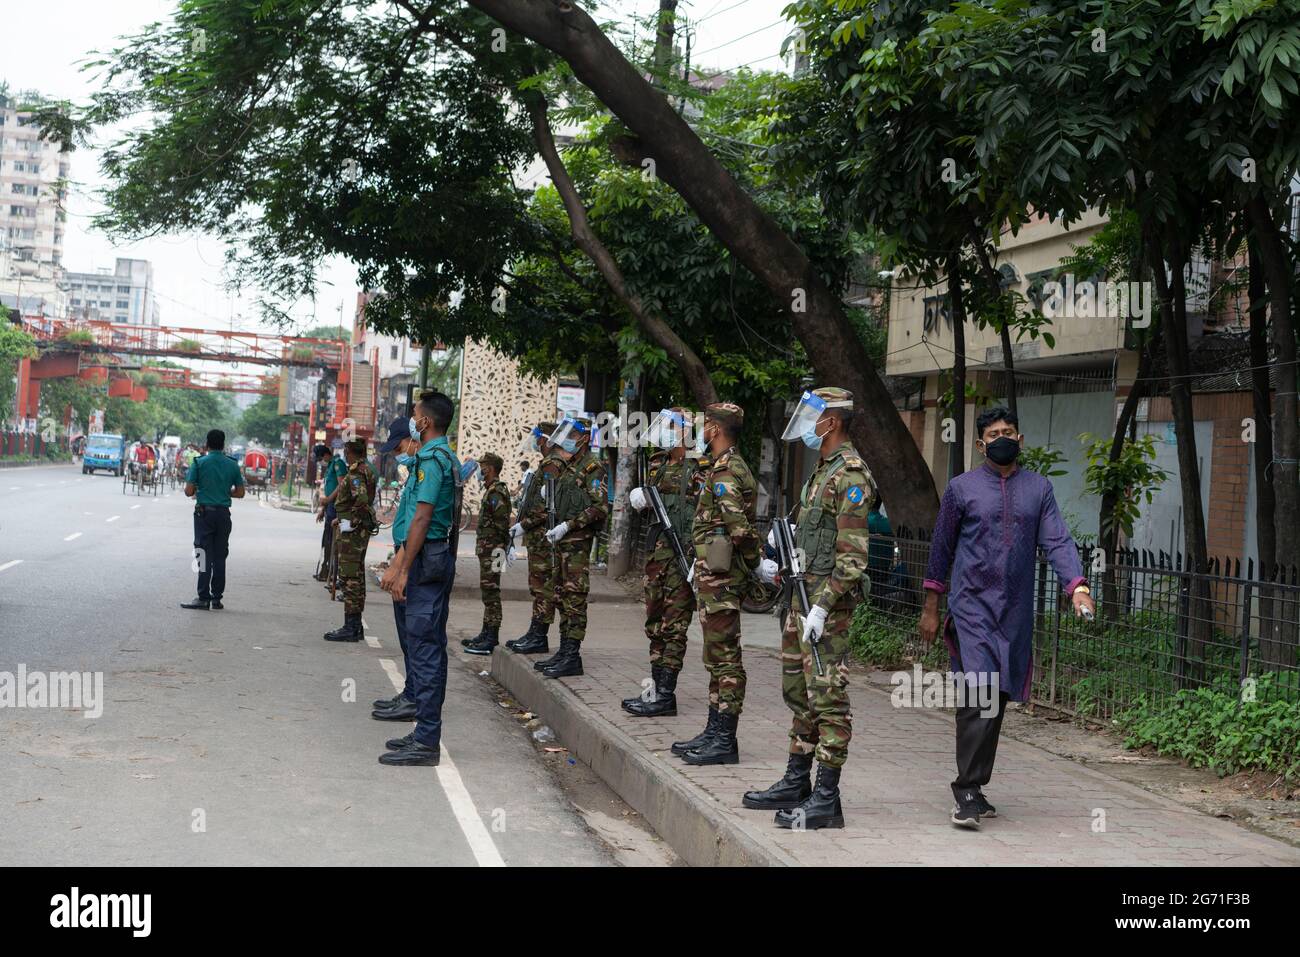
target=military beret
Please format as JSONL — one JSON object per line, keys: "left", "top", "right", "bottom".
{"left": 811, "top": 387, "right": 854, "bottom": 407}
{"left": 705, "top": 401, "right": 744, "bottom": 426}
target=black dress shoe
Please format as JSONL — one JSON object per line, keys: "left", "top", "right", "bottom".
{"left": 385, "top": 731, "right": 416, "bottom": 750}
{"left": 378, "top": 741, "right": 440, "bottom": 766}
{"left": 371, "top": 699, "right": 418, "bottom": 721}
{"left": 372, "top": 693, "right": 406, "bottom": 710}
{"left": 180, "top": 598, "right": 211, "bottom": 610}
{"left": 210, "top": 600, "right": 224, "bottom": 610}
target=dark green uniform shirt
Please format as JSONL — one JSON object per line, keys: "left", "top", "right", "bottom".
{"left": 186, "top": 450, "right": 244, "bottom": 506}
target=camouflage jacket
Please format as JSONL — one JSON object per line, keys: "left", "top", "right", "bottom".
{"left": 477, "top": 479, "right": 512, "bottom": 553}
{"left": 646, "top": 452, "right": 707, "bottom": 563}
{"left": 335, "top": 459, "right": 378, "bottom": 529}
{"left": 794, "top": 440, "right": 876, "bottom": 612}
{"left": 552, "top": 449, "right": 609, "bottom": 542}
{"left": 691, "top": 446, "right": 759, "bottom": 585}
{"left": 519, "top": 450, "right": 566, "bottom": 533}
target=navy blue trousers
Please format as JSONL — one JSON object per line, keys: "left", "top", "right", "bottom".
{"left": 193, "top": 506, "right": 232, "bottom": 601}
{"left": 392, "top": 598, "right": 413, "bottom": 700}
{"left": 404, "top": 541, "right": 454, "bottom": 749}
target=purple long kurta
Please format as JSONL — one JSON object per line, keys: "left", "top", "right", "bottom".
{"left": 924, "top": 462, "right": 1085, "bottom": 702}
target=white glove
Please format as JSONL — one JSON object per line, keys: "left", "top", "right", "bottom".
{"left": 629, "top": 487, "right": 648, "bottom": 511}
{"left": 510, "top": 522, "right": 524, "bottom": 540}
{"left": 505, "top": 546, "right": 517, "bottom": 567}
{"left": 338, "top": 519, "right": 354, "bottom": 533}
{"left": 539, "top": 485, "right": 547, "bottom": 501}
{"left": 756, "top": 558, "right": 780, "bottom": 585}
{"left": 802, "top": 604, "right": 828, "bottom": 646}
{"left": 545, "top": 521, "right": 569, "bottom": 544}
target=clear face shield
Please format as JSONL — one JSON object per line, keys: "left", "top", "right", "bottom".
{"left": 780, "top": 391, "right": 850, "bottom": 442}
{"left": 517, "top": 427, "right": 544, "bottom": 457}
{"left": 547, "top": 418, "right": 589, "bottom": 454}
{"left": 645, "top": 408, "right": 689, "bottom": 450}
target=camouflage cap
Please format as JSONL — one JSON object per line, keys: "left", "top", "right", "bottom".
{"left": 479, "top": 451, "right": 503, "bottom": 473}
{"left": 704, "top": 401, "right": 744, "bottom": 427}
{"left": 811, "top": 386, "right": 854, "bottom": 407}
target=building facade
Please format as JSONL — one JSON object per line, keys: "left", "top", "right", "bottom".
{"left": 64, "top": 258, "right": 161, "bottom": 327}
{"left": 0, "top": 88, "right": 69, "bottom": 317}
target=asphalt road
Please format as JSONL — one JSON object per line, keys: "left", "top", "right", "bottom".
{"left": 0, "top": 462, "right": 620, "bottom": 866}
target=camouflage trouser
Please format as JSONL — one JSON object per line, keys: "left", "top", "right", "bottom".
{"left": 696, "top": 567, "right": 746, "bottom": 716}
{"left": 554, "top": 538, "right": 592, "bottom": 643}
{"left": 478, "top": 548, "right": 502, "bottom": 626}
{"left": 782, "top": 580, "right": 854, "bottom": 768}
{"left": 644, "top": 553, "right": 694, "bottom": 673}
{"left": 525, "top": 527, "right": 556, "bottom": 624}
{"left": 337, "top": 528, "right": 372, "bottom": 616}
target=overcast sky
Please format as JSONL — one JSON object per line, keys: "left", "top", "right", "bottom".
{"left": 4, "top": 0, "right": 794, "bottom": 338}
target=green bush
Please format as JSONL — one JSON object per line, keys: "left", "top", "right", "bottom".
{"left": 847, "top": 601, "right": 948, "bottom": 671}
{"left": 1116, "top": 674, "right": 1300, "bottom": 779}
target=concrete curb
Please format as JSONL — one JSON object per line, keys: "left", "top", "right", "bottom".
{"left": 490, "top": 647, "right": 798, "bottom": 868}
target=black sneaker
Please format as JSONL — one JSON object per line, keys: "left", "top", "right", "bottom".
{"left": 210, "top": 600, "right": 224, "bottom": 610}
{"left": 950, "top": 790, "right": 982, "bottom": 829}
{"left": 180, "top": 598, "right": 210, "bottom": 610}
{"left": 975, "top": 792, "right": 997, "bottom": 818}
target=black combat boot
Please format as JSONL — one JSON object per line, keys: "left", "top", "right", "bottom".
{"left": 671, "top": 707, "right": 719, "bottom": 756}
{"left": 461, "top": 622, "right": 488, "bottom": 648}
{"left": 621, "top": 666, "right": 656, "bottom": 711}
{"left": 621, "top": 670, "right": 660, "bottom": 712}
{"left": 513, "top": 620, "right": 551, "bottom": 655}
{"left": 624, "top": 666, "right": 678, "bottom": 717}
{"left": 324, "top": 613, "right": 363, "bottom": 642}
{"left": 506, "top": 618, "right": 544, "bottom": 651}
{"left": 465, "top": 625, "right": 499, "bottom": 657}
{"left": 681, "top": 711, "right": 739, "bottom": 765}
{"left": 742, "top": 752, "right": 814, "bottom": 810}
{"left": 541, "top": 638, "right": 583, "bottom": 678}
{"left": 774, "top": 765, "right": 845, "bottom": 830}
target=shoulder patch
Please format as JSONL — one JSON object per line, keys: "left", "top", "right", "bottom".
{"left": 845, "top": 484, "right": 865, "bottom": 504}
{"left": 713, "top": 481, "right": 728, "bottom": 497}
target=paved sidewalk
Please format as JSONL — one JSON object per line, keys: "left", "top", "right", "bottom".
{"left": 447, "top": 587, "right": 1300, "bottom": 867}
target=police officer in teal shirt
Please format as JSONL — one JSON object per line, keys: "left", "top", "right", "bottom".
{"left": 380, "top": 392, "right": 461, "bottom": 766}
{"left": 181, "top": 429, "right": 245, "bottom": 610}
{"left": 314, "top": 441, "right": 351, "bottom": 581}
{"left": 372, "top": 418, "right": 422, "bottom": 722}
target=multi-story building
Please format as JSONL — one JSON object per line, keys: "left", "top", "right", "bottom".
{"left": 64, "top": 258, "right": 161, "bottom": 327}
{"left": 0, "top": 88, "right": 69, "bottom": 317}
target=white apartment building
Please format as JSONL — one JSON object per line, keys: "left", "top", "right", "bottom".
{"left": 0, "top": 88, "right": 69, "bottom": 317}
{"left": 64, "top": 258, "right": 161, "bottom": 327}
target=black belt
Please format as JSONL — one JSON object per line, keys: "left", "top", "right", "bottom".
{"left": 196, "top": 504, "right": 230, "bottom": 511}
{"left": 423, "top": 537, "right": 449, "bottom": 544}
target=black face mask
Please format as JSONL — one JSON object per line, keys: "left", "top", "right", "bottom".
{"left": 985, "top": 436, "right": 1020, "bottom": 466}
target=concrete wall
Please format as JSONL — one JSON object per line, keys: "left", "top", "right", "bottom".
{"left": 1012, "top": 390, "right": 1115, "bottom": 541}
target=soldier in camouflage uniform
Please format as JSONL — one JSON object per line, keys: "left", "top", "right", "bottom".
{"left": 324, "top": 439, "right": 379, "bottom": 642}
{"left": 623, "top": 408, "right": 706, "bottom": 717}
{"left": 506, "top": 423, "right": 560, "bottom": 656}
{"left": 466, "top": 453, "right": 512, "bottom": 656}
{"left": 674, "top": 402, "right": 759, "bottom": 766}
{"left": 532, "top": 417, "right": 608, "bottom": 679}
{"left": 743, "top": 387, "right": 875, "bottom": 829}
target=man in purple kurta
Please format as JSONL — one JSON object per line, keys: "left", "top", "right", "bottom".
{"left": 920, "top": 407, "right": 1094, "bottom": 829}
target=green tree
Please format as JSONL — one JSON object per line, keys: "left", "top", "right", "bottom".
{"left": 241, "top": 394, "right": 302, "bottom": 447}
{"left": 0, "top": 318, "right": 37, "bottom": 425}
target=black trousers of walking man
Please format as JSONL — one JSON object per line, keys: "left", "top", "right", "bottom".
{"left": 194, "top": 505, "right": 232, "bottom": 602}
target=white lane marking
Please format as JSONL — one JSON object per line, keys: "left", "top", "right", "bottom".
{"left": 0, "top": 560, "right": 23, "bottom": 573}
{"left": 378, "top": 658, "right": 505, "bottom": 867}
{"left": 364, "top": 634, "right": 381, "bottom": 649}
{"left": 64, "top": 532, "right": 82, "bottom": 542}
{"left": 130, "top": 504, "right": 141, "bottom": 510}
{"left": 8, "top": 486, "right": 20, "bottom": 491}
{"left": 35, "top": 483, "right": 45, "bottom": 487}
{"left": 106, "top": 515, "right": 120, "bottom": 523}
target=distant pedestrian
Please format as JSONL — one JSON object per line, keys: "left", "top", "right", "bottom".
{"left": 919, "top": 406, "right": 1095, "bottom": 829}
{"left": 314, "top": 442, "right": 348, "bottom": 581}
{"left": 181, "top": 429, "right": 245, "bottom": 610}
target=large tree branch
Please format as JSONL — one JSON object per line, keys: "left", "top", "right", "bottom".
{"left": 526, "top": 93, "right": 717, "bottom": 406}
{"left": 464, "top": 0, "right": 938, "bottom": 527}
